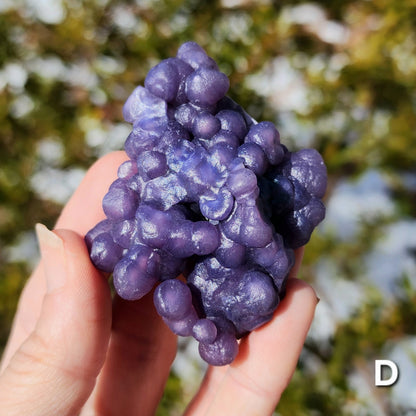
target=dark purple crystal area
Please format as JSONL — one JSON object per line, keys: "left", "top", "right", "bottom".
{"left": 86, "top": 41, "right": 327, "bottom": 366}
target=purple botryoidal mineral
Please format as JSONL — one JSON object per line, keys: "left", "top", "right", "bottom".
{"left": 86, "top": 42, "right": 327, "bottom": 366}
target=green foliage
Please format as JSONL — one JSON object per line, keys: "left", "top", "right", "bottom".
{"left": 0, "top": 262, "right": 27, "bottom": 353}
{"left": 156, "top": 370, "right": 185, "bottom": 416}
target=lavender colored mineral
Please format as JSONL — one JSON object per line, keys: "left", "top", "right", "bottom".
{"left": 86, "top": 41, "right": 327, "bottom": 366}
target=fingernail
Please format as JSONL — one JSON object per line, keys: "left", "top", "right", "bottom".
{"left": 35, "top": 223, "right": 67, "bottom": 293}
{"left": 316, "top": 296, "right": 321, "bottom": 304}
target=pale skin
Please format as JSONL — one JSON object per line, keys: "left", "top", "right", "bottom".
{"left": 0, "top": 151, "right": 318, "bottom": 416}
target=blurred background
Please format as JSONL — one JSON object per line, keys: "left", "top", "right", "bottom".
{"left": 1, "top": 0, "right": 415, "bottom": 414}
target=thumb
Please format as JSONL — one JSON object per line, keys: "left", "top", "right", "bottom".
{"left": 0, "top": 225, "right": 112, "bottom": 416}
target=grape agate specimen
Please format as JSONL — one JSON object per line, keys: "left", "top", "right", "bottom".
{"left": 86, "top": 42, "right": 327, "bottom": 366}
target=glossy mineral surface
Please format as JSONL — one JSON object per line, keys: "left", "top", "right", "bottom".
{"left": 86, "top": 41, "right": 327, "bottom": 366}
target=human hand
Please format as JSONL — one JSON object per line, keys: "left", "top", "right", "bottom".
{"left": 0, "top": 151, "right": 318, "bottom": 416}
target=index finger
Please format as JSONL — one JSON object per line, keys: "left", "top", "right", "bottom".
{"left": 1, "top": 151, "right": 128, "bottom": 371}
{"left": 56, "top": 151, "right": 129, "bottom": 234}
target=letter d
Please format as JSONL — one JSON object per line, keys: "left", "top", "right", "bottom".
{"left": 375, "top": 359, "right": 399, "bottom": 386}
